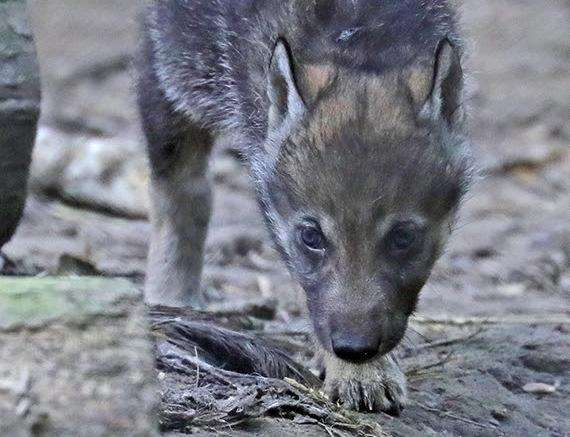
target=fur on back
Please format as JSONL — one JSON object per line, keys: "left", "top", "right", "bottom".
{"left": 144, "top": 0, "right": 460, "bottom": 143}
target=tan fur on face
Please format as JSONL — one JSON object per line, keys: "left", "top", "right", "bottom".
{"left": 406, "top": 66, "right": 434, "bottom": 106}
{"left": 304, "top": 66, "right": 432, "bottom": 149}
{"left": 364, "top": 74, "right": 417, "bottom": 136}
{"left": 308, "top": 91, "right": 358, "bottom": 149}
{"left": 299, "top": 63, "right": 336, "bottom": 102}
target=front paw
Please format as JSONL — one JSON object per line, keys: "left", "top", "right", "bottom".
{"left": 324, "top": 353, "right": 408, "bottom": 414}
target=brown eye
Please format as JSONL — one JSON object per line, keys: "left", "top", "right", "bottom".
{"left": 300, "top": 226, "right": 326, "bottom": 250}
{"left": 388, "top": 225, "right": 417, "bottom": 251}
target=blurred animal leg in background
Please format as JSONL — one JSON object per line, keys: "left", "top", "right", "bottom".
{"left": 0, "top": 0, "right": 41, "bottom": 271}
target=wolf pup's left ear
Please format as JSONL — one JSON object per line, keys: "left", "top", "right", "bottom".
{"left": 422, "top": 38, "right": 464, "bottom": 127}
{"left": 267, "top": 40, "right": 306, "bottom": 137}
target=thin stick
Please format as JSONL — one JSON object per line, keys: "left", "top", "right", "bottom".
{"left": 416, "top": 401, "right": 499, "bottom": 431}
{"left": 406, "top": 352, "right": 454, "bottom": 378}
{"left": 414, "top": 328, "right": 484, "bottom": 350}
{"left": 411, "top": 314, "right": 570, "bottom": 326}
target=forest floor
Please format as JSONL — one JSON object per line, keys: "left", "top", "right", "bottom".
{"left": 3, "top": 0, "right": 569, "bottom": 435}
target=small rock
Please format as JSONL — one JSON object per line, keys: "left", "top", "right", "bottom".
{"left": 497, "top": 283, "right": 526, "bottom": 296}
{"left": 0, "top": 253, "right": 15, "bottom": 274}
{"left": 473, "top": 247, "right": 496, "bottom": 259}
{"left": 520, "top": 352, "right": 570, "bottom": 374}
{"left": 491, "top": 406, "right": 509, "bottom": 420}
{"left": 56, "top": 253, "right": 100, "bottom": 276}
{"left": 522, "top": 382, "right": 558, "bottom": 394}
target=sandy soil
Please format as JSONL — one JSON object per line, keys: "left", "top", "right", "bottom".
{"left": 3, "top": 0, "right": 569, "bottom": 435}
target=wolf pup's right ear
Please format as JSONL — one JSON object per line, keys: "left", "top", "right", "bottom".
{"left": 422, "top": 38, "right": 464, "bottom": 128}
{"left": 267, "top": 40, "right": 306, "bottom": 140}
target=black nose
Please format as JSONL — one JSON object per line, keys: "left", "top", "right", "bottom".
{"left": 332, "top": 336, "right": 380, "bottom": 363}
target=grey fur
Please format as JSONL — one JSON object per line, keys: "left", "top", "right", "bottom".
{"left": 137, "top": 0, "right": 472, "bottom": 413}
{"left": 145, "top": 129, "right": 212, "bottom": 307}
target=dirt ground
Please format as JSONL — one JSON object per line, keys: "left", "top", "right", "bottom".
{"left": 3, "top": 0, "right": 569, "bottom": 435}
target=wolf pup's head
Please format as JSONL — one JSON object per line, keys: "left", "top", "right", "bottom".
{"left": 254, "top": 40, "right": 471, "bottom": 363}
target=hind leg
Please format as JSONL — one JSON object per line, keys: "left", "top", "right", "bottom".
{"left": 138, "top": 57, "right": 213, "bottom": 307}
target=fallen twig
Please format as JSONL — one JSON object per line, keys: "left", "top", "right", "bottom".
{"left": 414, "top": 328, "right": 484, "bottom": 351}
{"left": 412, "top": 314, "right": 570, "bottom": 326}
{"left": 406, "top": 352, "right": 454, "bottom": 379}
{"left": 416, "top": 401, "right": 501, "bottom": 432}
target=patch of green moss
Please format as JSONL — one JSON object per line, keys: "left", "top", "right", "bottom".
{"left": 0, "top": 276, "right": 140, "bottom": 330}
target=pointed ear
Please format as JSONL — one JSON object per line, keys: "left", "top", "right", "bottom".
{"left": 267, "top": 40, "right": 306, "bottom": 134}
{"left": 422, "top": 38, "right": 464, "bottom": 127}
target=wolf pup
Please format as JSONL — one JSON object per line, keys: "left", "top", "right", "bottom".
{"left": 137, "top": 0, "right": 472, "bottom": 413}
